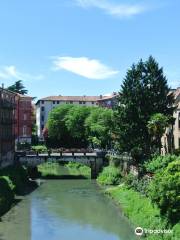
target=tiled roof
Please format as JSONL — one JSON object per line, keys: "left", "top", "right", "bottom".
{"left": 35, "top": 93, "right": 118, "bottom": 105}
{"left": 39, "top": 96, "right": 100, "bottom": 101}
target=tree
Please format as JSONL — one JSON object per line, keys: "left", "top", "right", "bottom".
{"left": 65, "top": 105, "right": 91, "bottom": 147}
{"left": 85, "top": 107, "right": 114, "bottom": 149}
{"left": 147, "top": 113, "right": 169, "bottom": 154}
{"left": 148, "top": 159, "right": 180, "bottom": 224}
{"left": 7, "top": 80, "right": 28, "bottom": 95}
{"left": 115, "top": 56, "right": 174, "bottom": 161}
{"left": 47, "top": 104, "right": 74, "bottom": 148}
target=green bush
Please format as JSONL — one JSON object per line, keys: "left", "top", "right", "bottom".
{"left": 144, "top": 154, "right": 178, "bottom": 173}
{"left": 31, "top": 145, "right": 47, "bottom": 153}
{"left": 148, "top": 160, "right": 180, "bottom": 224}
{"left": 125, "top": 173, "right": 150, "bottom": 195}
{"left": 0, "top": 177, "right": 15, "bottom": 216}
{"left": 0, "top": 165, "right": 29, "bottom": 194}
{"left": 66, "top": 162, "right": 91, "bottom": 178}
{"left": 97, "top": 166, "right": 121, "bottom": 185}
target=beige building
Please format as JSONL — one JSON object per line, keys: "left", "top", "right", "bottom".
{"left": 162, "top": 87, "right": 180, "bottom": 154}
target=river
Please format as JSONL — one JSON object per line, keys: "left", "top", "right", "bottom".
{"left": 0, "top": 179, "right": 136, "bottom": 240}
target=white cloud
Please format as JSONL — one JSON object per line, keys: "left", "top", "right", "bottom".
{"left": 0, "top": 65, "right": 44, "bottom": 81}
{"left": 53, "top": 56, "right": 119, "bottom": 79}
{"left": 75, "top": 0, "right": 146, "bottom": 18}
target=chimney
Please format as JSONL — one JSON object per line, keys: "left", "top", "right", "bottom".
{"left": 2, "top": 83, "right": 4, "bottom": 89}
{"left": 100, "top": 95, "right": 102, "bottom": 99}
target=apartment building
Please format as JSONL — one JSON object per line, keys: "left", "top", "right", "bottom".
{"left": 15, "top": 94, "right": 32, "bottom": 144}
{"left": 35, "top": 94, "right": 118, "bottom": 139}
{"left": 0, "top": 87, "right": 16, "bottom": 167}
{"left": 162, "top": 87, "right": 180, "bottom": 153}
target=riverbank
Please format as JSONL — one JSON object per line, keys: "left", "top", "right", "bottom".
{"left": 0, "top": 165, "right": 36, "bottom": 217}
{"left": 105, "top": 185, "right": 179, "bottom": 240}
{"left": 38, "top": 162, "right": 91, "bottom": 179}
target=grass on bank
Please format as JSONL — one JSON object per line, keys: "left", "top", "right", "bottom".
{"left": 97, "top": 165, "right": 121, "bottom": 185}
{"left": 66, "top": 162, "right": 91, "bottom": 178}
{"left": 106, "top": 185, "right": 179, "bottom": 240}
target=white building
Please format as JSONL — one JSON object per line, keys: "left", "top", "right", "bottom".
{"left": 36, "top": 95, "right": 101, "bottom": 139}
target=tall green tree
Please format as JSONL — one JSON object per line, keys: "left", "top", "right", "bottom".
{"left": 115, "top": 56, "right": 174, "bottom": 161}
{"left": 7, "top": 80, "right": 28, "bottom": 95}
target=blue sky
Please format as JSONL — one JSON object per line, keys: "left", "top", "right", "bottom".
{"left": 0, "top": 0, "right": 179, "bottom": 99}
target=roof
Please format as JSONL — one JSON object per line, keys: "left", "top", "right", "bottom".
{"left": 35, "top": 94, "right": 118, "bottom": 105}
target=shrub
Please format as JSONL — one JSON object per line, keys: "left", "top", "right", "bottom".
{"left": 0, "top": 177, "right": 14, "bottom": 216}
{"left": 66, "top": 162, "right": 91, "bottom": 178}
{"left": 0, "top": 165, "right": 29, "bottom": 194}
{"left": 144, "top": 154, "right": 178, "bottom": 173}
{"left": 148, "top": 160, "right": 180, "bottom": 224}
{"left": 125, "top": 173, "right": 150, "bottom": 195}
{"left": 97, "top": 166, "right": 121, "bottom": 185}
{"left": 31, "top": 145, "right": 47, "bottom": 153}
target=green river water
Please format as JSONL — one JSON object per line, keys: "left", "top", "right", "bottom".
{"left": 0, "top": 179, "right": 136, "bottom": 240}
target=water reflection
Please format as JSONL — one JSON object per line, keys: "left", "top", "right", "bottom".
{"left": 0, "top": 180, "right": 136, "bottom": 240}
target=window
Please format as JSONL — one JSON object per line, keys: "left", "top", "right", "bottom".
{"left": 41, "top": 125, "right": 44, "bottom": 130}
{"left": 41, "top": 100, "right": 44, "bottom": 104}
{"left": 23, "top": 126, "right": 27, "bottom": 136}
{"left": 53, "top": 101, "right": 55, "bottom": 104}
{"left": 79, "top": 101, "right": 82, "bottom": 104}
{"left": 70, "top": 101, "right": 73, "bottom": 104}
{"left": 57, "top": 101, "right": 59, "bottom": 104}
{"left": 92, "top": 102, "right": 94, "bottom": 104}
{"left": 41, "top": 116, "right": 44, "bottom": 122}
{"left": 83, "top": 101, "right": 86, "bottom": 104}
{"left": 23, "top": 114, "right": 27, "bottom": 120}
{"left": 41, "top": 106, "right": 44, "bottom": 111}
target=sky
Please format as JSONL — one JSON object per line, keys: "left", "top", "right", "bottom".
{"left": 0, "top": 0, "right": 179, "bottom": 99}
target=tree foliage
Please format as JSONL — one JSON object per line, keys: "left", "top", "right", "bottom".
{"left": 115, "top": 56, "right": 174, "bottom": 160}
{"left": 85, "top": 107, "right": 114, "bottom": 149}
{"left": 46, "top": 104, "right": 114, "bottom": 149}
{"left": 7, "top": 80, "right": 28, "bottom": 95}
{"left": 148, "top": 160, "right": 180, "bottom": 224}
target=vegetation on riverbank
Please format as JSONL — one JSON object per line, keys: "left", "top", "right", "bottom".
{"left": 106, "top": 185, "right": 179, "bottom": 240}
{"left": 0, "top": 165, "right": 30, "bottom": 217}
{"left": 66, "top": 162, "right": 91, "bottom": 178}
{"left": 97, "top": 165, "right": 121, "bottom": 185}
{"left": 97, "top": 154, "right": 180, "bottom": 239}
{"left": 38, "top": 162, "right": 91, "bottom": 178}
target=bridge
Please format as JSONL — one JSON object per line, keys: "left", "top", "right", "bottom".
{"left": 16, "top": 151, "right": 106, "bottom": 179}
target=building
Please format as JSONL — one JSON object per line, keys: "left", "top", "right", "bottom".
{"left": 15, "top": 94, "right": 32, "bottom": 144}
{"left": 161, "top": 87, "right": 180, "bottom": 154}
{"left": 35, "top": 94, "right": 118, "bottom": 139}
{"left": 97, "top": 92, "right": 118, "bottom": 108}
{"left": 0, "top": 87, "right": 16, "bottom": 168}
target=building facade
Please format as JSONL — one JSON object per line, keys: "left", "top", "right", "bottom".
{"left": 97, "top": 92, "right": 118, "bottom": 108}
{"left": 15, "top": 94, "right": 32, "bottom": 144}
{"left": 0, "top": 88, "right": 16, "bottom": 168}
{"left": 36, "top": 94, "right": 118, "bottom": 139}
{"left": 161, "top": 87, "right": 180, "bottom": 154}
